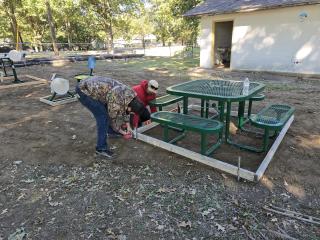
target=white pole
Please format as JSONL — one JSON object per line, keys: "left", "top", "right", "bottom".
{"left": 0, "top": 71, "right": 4, "bottom": 83}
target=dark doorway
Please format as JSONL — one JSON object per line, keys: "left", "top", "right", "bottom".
{"left": 214, "top": 21, "right": 233, "bottom": 68}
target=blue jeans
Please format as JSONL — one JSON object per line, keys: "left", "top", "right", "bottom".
{"left": 76, "top": 86, "right": 111, "bottom": 151}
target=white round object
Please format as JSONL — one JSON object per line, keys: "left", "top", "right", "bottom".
{"left": 8, "top": 50, "right": 25, "bottom": 62}
{"left": 50, "top": 78, "right": 69, "bottom": 95}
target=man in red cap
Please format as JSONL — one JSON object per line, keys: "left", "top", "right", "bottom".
{"left": 132, "top": 79, "right": 158, "bottom": 128}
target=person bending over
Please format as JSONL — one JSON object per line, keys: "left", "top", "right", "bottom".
{"left": 76, "top": 76, "right": 150, "bottom": 159}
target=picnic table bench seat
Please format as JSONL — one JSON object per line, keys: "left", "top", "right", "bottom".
{"left": 235, "top": 104, "right": 294, "bottom": 152}
{"left": 250, "top": 104, "right": 294, "bottom": 130}
{"left": 151, "top": 111, "right": 223, "bottom": 155}
{"left": 149, "top": 95, "right": 183, "bottom": 111}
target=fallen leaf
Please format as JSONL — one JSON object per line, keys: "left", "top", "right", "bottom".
{"left": 21, "top": 179, "right": 34, "bottom": 183}
{"left": 280, "top": 193, "right": 290, "bottom": 198}
{"left": 157, "top": 225, "right": 165, "bottom": 230}
{"left": 115, "top": 195, "right": 125, "bottom": 201}
{"left": 157, "top": 187, "right": 176, "bottom": 193}
{"left": 85, "top": 212, "right": 93, "bottom": 217}
{"left": 1, "top": 209, "right": 8, "bottom": 215}
{"left": 215, "top": 223, "right": 226, "bottom": 232}
{"left": 201, "top": 208, "right": 215, "bottom": 217}
{"left": 8, "top": 228, "right": 26, "bottom": 240}
{"left": 221, "top": 173, "right": 228, "bottom": 179}
{"left": 178, "top": 220, "right": 191, "bottom": 229}
{"left": 118, "top": 235, "right": 127, "bottom": 240}
{"left": 271, "top": 217, "right": 278, "bottom": 222}
{"left": 49, "top": 202, "right": 62, "bottom": 207}
{"left": 189, "top": 188, "right": 196, "bottom": 195}
{"left": 227, "top": 224, "right": 238, "bottom": 231}
{"left": 17, "top": 193, "right": 26, "bottom": 201}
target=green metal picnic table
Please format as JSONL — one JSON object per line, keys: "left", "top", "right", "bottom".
{"left": 166, "top": 79, "right": 265, "bottom": 142}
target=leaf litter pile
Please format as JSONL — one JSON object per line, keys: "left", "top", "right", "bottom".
{"left": 1, "top": 157, "right": 319, "bottom": 239}
{"left": 0, "top": 61, "right": 320, "bottom": 239}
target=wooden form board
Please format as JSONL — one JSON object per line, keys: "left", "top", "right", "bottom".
{"left": 0, "top": 74, "right": 48, "bottom": 90}
{"left": 136, "top": 127, "right": 255, "bottom": 181}
{"left": 136, "top": 105, "right": 294, "bottom": 182}
{"left": 255, "top": 115, "right": 294, "bottom": 181}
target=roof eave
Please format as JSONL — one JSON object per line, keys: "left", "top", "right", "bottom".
{"left": 184, "top": 2, "right": 320, "bottom": 17}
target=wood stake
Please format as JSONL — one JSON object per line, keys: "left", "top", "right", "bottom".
{"left": 237, "top": 156, "right": 241, "bottom": 181}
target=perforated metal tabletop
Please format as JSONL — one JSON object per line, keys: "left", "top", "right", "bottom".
{"left": 167, "top": 79, "right": 265, "bottom": 101}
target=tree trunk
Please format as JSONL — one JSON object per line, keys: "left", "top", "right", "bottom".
{"left": 7, "top": 2, "right": 18, "bottom": 49}
{"left": 66, "top": 20, "right": 72, "bottom": 50}
{"left": 45, "top": 0, "right": 59, "bottom": 56}
{"left": 142, "top": 35, "right": 145, "bottom": 49}
{"left": 162, "top": 37, "right": 165, "bottom": 47}
{"left": 108, "top": 19, "right": 114, "bottom": 54}
{"left": 67, "top": 35, "right": 72, "bottom": 51}
{"left": 33, "top": 35, "right": 41, "bottom": 52}
{"left": 18, "top": 31, "right": 24, "bottom": 49}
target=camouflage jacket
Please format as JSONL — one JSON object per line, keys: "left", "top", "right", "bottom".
{"left": 79, "top": 76, "right": 136, "bottom": 132}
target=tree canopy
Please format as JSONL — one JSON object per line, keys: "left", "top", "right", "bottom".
{"left": 0, "top": 0, "right": 201, "bottom": 52}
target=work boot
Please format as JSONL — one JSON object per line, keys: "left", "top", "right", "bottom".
{"left": 95, "top": 149, "right": 115, "bottom": 159}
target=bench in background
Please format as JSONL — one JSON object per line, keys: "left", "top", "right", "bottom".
{"left": 149, "top": 95, "right": 183, "bottom": 111}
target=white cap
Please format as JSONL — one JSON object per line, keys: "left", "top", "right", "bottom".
{"left": 147, "top": 80, "right": 159, "bottom": 94}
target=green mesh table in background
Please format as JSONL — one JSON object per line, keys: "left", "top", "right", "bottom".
{"left": 74, "top": 74, "right": 91, "bottom": 82}
{"left": 166, "top": 79, "right": 265, "bottom": 142}
{"left": 149, "top": 95, "right": 183, "bottom": 111}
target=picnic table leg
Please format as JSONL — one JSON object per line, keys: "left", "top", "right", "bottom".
{"left": 183, "top": 96, "right": 188, "bottom": 114}
{"left": 163, "top": 125, "right": 169, "bottom": 142}
{"left": 201, "top": 133, "right": 207, "bottom": 155}
{"left": 218, "top": 101, "right": 225, "bottom": 122}
{"left": 201, "top": 99, "right": 204, "bottom": 117}
{"left": 225, "top": 101, "right": 232, "bottom": 142}
{"left": 262, "top": 128, "right": 270, "bottom": 152}
{"left": 238, "top": 100, "right": 245, "bottom": 128}
{"left": 248, "top": 99, "right": 253, "bottom": 117}
{"left": 49, "top": 92, "right": 57, "bottom": 101}
{"left": 205, "top": 100, "right": 209, "bottom": 118}
{"left": 218, "top": 101, "right": 225, "bottom": 139}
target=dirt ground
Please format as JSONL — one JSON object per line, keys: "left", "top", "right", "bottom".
{"left": 0, "top": 59, "right": 319, "bottom": 239}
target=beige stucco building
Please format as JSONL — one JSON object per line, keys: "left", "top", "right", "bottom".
{"left": 185, "top": 0, "right": 320, "bottom": 75}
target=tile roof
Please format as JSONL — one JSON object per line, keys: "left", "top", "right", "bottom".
{"left": 184, "top": 0, "right": 320, "bottom": 16}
